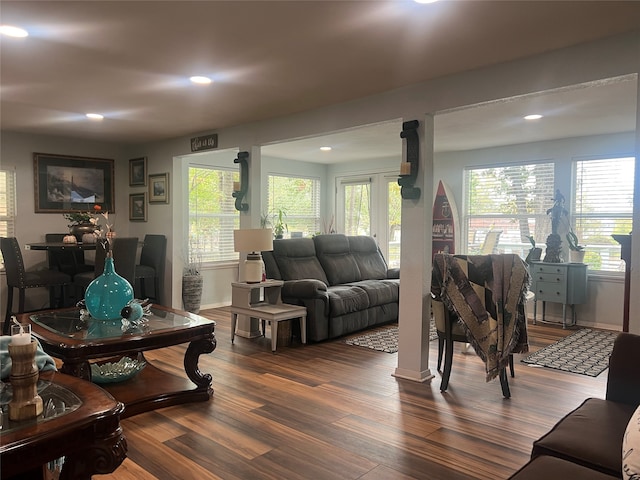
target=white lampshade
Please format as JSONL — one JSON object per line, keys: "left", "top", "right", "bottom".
{"left": 233, "top": 229, "right": 273, "bottom": 253}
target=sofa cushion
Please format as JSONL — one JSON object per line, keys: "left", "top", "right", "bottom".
{"left": 348, "top": 236, "right": 388, "bottom": 280}
{"left": 348, "top": 279, "right": 398, "bottom": 307}
{"left": 327, "top": 285, "right": 369, "bottom": 316}
{"left": 532, "top": 397, "right": 637, "bottom": 477}
{"left": 272, "top": 238, "right": 328, "bottom": 284}
{"left": 313, "top": 234, "right": 361, "bottom": 285}
{"left": 509, "top": 455, "right": 619, "bottom": 480}
{"left": 623, "top": 404, "right": 640, "bottom": 479}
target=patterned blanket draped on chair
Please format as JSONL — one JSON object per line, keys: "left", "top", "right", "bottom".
{"left": 431, "top": 253, "right": 530, "bottom": 381}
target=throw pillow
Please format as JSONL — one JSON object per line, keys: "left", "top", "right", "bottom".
{"left": 623, "top": 404, "right": 640, "bottom": 479}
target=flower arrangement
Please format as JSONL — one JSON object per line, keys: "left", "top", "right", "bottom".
{"left": 92, "top": 205, "right": 115, "bottom": 251}
{"left": 63, "top": 205, "right": 102, "bottom": 228}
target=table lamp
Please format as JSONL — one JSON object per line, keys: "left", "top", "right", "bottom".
{"left": 233, "top": 229, "right": 274, "bottom": 283}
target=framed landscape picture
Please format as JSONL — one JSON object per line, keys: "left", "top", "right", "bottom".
{"left": 129, "top": 157, "right": 147, "bottom": 186}
{"left": 148, "top": 172, "right": 169, "bottom": 203}
{"left": 33, "top": 152, "right": 114, "bottom": 213}
{"left": 129, "top": 192, "right": 147, "bottom": 221}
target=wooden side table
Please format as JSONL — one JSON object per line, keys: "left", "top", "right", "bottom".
{"left": 230, "top": 280, "right": 307, "bottom": 352}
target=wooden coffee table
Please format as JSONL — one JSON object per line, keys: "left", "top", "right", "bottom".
{"left": 1, "top": 371, "right": 126, "bottom": 479}
{"left": 23, "top": 305, "right": 216, "bottom": 418}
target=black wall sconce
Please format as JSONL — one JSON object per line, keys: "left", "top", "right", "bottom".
{"left": 398, "top": 120, "right": 421, "bottom": 200}
{"left": 232, "top": 151, "right": 249, "bottom": 211}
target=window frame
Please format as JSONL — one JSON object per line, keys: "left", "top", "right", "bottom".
{"left": 266, "top": 173, "right": 321, "bottom": 238}
{"left": 187, "top": 164, "right": 240, "bottom": 265}
{"left": 570, "top": 154, "right": 635, "bottom": 275}
{"left": 462, "top": 161, "right": 556, "bottom": 259}
{"left": 0, "top": 169, "right": 16, "bottom": 269}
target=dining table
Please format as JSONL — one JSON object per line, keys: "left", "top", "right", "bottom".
{"left": 25, "top": 241, "right": 98, "bottom": 252}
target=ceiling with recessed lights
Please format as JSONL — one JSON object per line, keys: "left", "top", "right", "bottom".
{"left": 1, "top": 1, "right": 639, "bottom": 157}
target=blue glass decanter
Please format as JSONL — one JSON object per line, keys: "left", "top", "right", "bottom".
{"left": 85, "top": 253, "right": 134, "bottom": 320}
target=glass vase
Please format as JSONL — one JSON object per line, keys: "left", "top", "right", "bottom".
{"left": 85, "top": 255, "right": 134, "bottom": 320}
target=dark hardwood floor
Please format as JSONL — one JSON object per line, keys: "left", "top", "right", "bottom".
{"left": 97, "top": 308, "right": 609, "bottom": 480}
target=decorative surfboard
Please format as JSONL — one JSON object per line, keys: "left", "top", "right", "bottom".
{"left": 432, "top": 180, "right": 459, "bottom": 261}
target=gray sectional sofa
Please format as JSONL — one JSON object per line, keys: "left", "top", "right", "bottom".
{"left": 262, "top": 234, "right": 400, "bottom": 342}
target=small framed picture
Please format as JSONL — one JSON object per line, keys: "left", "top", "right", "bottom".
{"left": 148, "top": 172, "right": 169, "bottom": 204}
{"left": 129, "top": 192, "right": 147, "bottom": 221}
{"left": 129, "top": 157, "right": 147, "bottom": 186}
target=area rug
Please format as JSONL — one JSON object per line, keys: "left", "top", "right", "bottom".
{"left": 520, "top": 328, "right": 619, "bottom": 377}
{"left": 345, "top": 320, "right": 438, "bottom": 354}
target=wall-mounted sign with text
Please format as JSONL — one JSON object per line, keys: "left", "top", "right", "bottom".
{"left": 190, "top": 133, "right": 218, "bottom": 152}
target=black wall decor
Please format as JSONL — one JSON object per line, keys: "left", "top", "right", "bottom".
{"left": 398, "top": 120, "right": 421, "bottom": 200}
{"left": 233, "top": 151, "right": 249, "bottom": 211}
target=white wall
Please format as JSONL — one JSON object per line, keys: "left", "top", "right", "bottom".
{"left": 0, "top": 131, "right": 127, "bottom": 312}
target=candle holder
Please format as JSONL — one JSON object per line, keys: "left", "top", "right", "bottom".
{"left": 8, "top": 324, "right": 43, "bottom": 421}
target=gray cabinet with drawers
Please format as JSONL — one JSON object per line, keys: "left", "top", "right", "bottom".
{"left": 530, "top": 261, "right": 588, "bottom": 328}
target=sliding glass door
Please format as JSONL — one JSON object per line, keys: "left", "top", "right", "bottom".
{"left": 337, "top": 173, "right": 401, "bottom": 268}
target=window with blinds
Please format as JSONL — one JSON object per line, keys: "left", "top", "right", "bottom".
{"left": 464, "top": 163, "right": 555, "bottom": 258}
{"left": 572, "top": 156, "right": 635, "bottom": 272}
{"left": 342, "top": 178, "right": 371, "bottom": 237}
{"left": 267, "top": 175, "right": 320, "bottom": 237}
{"left": 188, "top": 166, "right": 239, "bottom": 263}
{"left": 0, "top": 170, "right": 16, "bottom": 267}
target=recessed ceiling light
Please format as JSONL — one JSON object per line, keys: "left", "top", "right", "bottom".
{"left": 0, "top": 25, "right": 29, "bottom": 37}
{"left": 524, "top": 114, "right": 543, "bottom": 120}
{"left": 86, "top": 113, "right": 104, "bottom": 120}
{"left": 320, "top": 146, "right": 332, "bottom": 151}
{"left": 190, "top": 76, "right": 212, "bottom": 85}
{"left": 414, "top": 0, "right": 439, "bottom": 4}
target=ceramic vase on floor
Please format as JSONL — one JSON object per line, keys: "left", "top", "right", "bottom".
{"left": 85, "top": 255, "right": 134, "bottom": 320}
{"left": 182, "top": 274, "right": 203, "bottom": 313}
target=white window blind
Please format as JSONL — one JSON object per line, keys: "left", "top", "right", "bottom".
{"left": 464, "top": 163, "right": 555, "bottom": 258}
{"left": 267, "top": 175, "right": 320, "bottom": 237}
{"left": 0, "top": 170, "right": 16, "bottom": 267}
{"left": 572, "top": 157, "right": 635, "bottom": 272}
{"left": 188, "top": 166, "right": 239, "bottom": 263}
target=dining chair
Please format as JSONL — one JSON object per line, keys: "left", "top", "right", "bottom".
{"left": 74, "top": 238, "right": 139, "bottom": 296}
{"left": 1, "top": 237, "right": 72, "bottom": 335}
{"left": 431, "top": 253, "right": 529, "bottom": 398}
{"left": 134, "top": 234, "right": 167, "bottom": 304}
{"left": 45, "top": 233, "right": 94, "bottom": 278}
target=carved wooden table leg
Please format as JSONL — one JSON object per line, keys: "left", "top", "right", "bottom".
{"left": 184, "top": 334, "right": 216, "bottom": 394}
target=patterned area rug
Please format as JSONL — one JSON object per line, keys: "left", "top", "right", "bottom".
{"left": 521, "top": 328, "right": 619, "bottom": 377}
{"left": 345, "top": 320, "right": 438, "bottom": 354}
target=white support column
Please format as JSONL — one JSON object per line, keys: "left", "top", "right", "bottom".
{"left": 235, "top": 145, "right": 264, "bottom": 339}
{"left": 629, "top": 74, "right": 640, "bottom": 334}
{"left": 394, "top": 115, "right": 435, "bottom": 382}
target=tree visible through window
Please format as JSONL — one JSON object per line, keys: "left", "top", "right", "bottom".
{"left": 267, "top": 175, "right": 320, "bottom": 237}
{"left": 572, "top": 157, "right": 635, "bottom": 272}
{"left": 464, "top": 163, "right": 555, "bottom": 258}
{"left": 188, "top": 166, "right": 239, "bottom": 262}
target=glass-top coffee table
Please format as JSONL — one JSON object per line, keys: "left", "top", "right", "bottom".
{"left": 23, "top": 305, "right": 216, "bottom": 418}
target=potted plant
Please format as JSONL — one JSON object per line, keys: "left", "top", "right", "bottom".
{"left": 566, "top": 230, "right": 586, "bottom": 263}
{"left": 63, "top": 205, "right": 101, "bottom": 241}
{"left": 273, "top": 208, "right": 288, "bottom": 239}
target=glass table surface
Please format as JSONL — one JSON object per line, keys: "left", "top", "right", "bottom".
{"left": 30, "top": 306, "right": 210, "bottom": 340}
{"left": 0, "top": 381, "right": 81, "bottom": 433}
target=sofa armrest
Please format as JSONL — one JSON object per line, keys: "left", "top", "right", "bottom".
{"left": 282, "top": 279, "right": 328, "bottom": 299}
{"left": 387, "top": 267, "right": 400, "bottom": 279}
{"left": 606, "top": 332, "right": 640, "bottom": 405}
